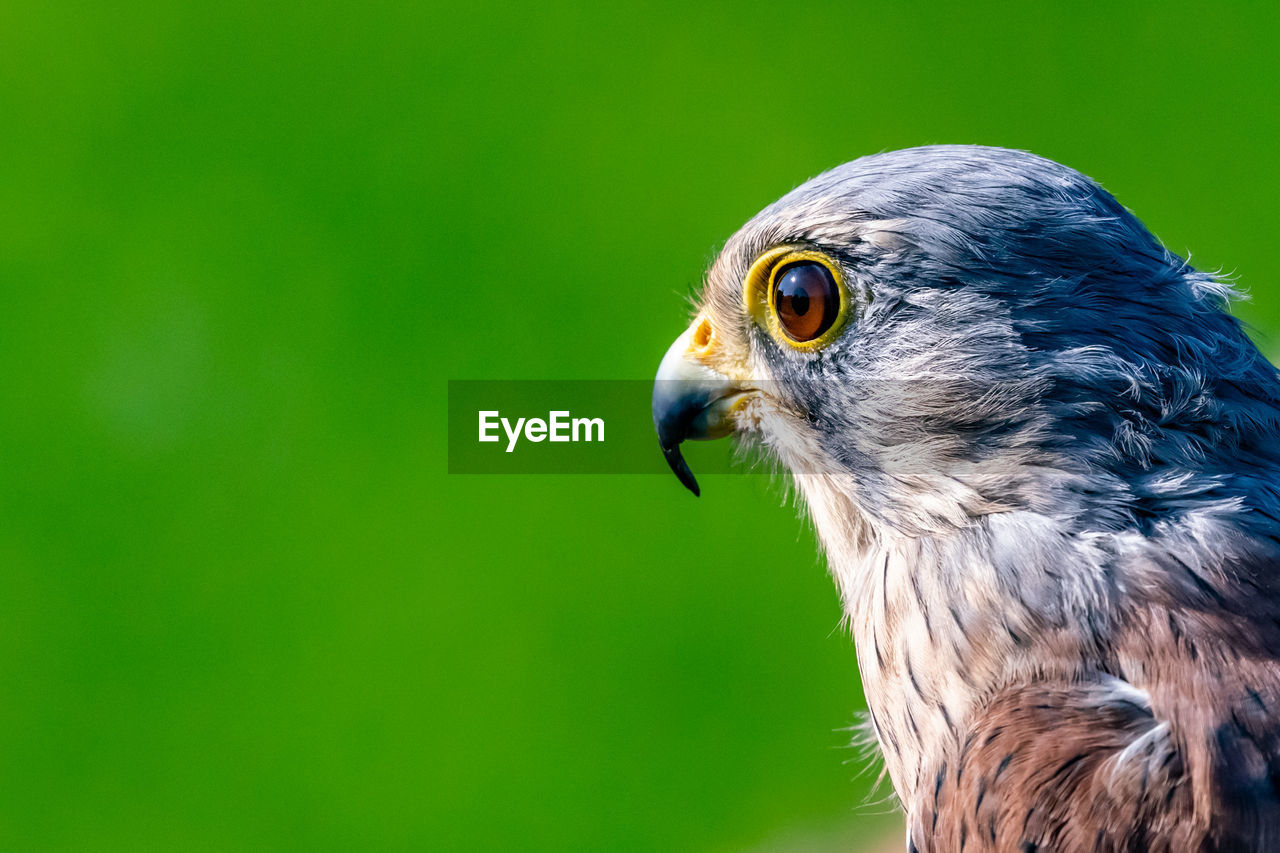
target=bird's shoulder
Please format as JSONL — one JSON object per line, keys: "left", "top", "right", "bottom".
{"left": 908, "top": 608, "right": 1280, "bottom": 853}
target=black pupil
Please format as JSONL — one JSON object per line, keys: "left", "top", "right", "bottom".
{"left": 773, "top": 262, "right": 837, "bottom": 341}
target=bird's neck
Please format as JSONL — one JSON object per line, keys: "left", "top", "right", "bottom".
{"left": 799, "top": 473, "right": 1126, "bottom": 806}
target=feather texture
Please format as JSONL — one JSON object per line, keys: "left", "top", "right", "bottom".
{"left": 691, "top": 145, "right": 1280, "bottom": 849}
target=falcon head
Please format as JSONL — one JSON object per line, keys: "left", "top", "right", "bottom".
{"left": 654, "top": 145, "right": 1280, "bottom": 544}
{"left": 653, "top": 145, "right": 1280, "bottom": 846}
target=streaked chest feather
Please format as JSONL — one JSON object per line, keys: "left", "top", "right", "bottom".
{"left": 800, "top": 474, "right": 1119, "bottom": 804}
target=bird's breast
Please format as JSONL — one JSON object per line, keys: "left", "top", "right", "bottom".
{"left": 838, "top": 517, "right": 1119, "bottom": 806}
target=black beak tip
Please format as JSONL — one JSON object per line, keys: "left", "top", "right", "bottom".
{"left": 660, "top": 443, "right": 701, "bottom": 497}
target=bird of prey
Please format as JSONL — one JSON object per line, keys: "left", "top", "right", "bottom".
{"left": 652, "top": 145, "right": 1280, "bottom": 851}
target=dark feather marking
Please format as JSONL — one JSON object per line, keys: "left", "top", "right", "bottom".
{"left": 933, "top": 761, "right": 947, "bottom": 832}
{"left": 940, "top": 702, "right": 955, "bottom": 733}
{"left": 1175, "top": 555, "right": 1230, "bottom": 608}
{"left": 907, "top": 659, "right": 923, "bottom": 698}
{"left": 910, "top": 570, "right": 935, "bottom": 644}
{"left": 1046, "top": 752, "right": 1088, "bottom": 784}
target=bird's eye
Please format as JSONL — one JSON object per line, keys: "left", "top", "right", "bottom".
{"left": 772, "top": 262, "right": 840, "bottom": 343}
{"left": 741, "top": 246, "right": 850, "bottom": 350}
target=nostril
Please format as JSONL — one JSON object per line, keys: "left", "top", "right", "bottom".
{"left": 691, "top": 316, "right": 714, "bottom": 351}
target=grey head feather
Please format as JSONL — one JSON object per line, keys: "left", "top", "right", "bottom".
{"left": 701, "top": 144, "right": 1280, "bottom": 537}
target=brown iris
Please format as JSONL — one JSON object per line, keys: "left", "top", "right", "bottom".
{"left": 772, "top": 262, "right": 840, "bottom": 342}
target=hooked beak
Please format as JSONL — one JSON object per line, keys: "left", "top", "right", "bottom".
{"left": 652, "top": 316, "right": 752, "bottom": 496}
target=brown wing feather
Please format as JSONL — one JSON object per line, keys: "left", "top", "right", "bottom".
{"left": 910, "top": 596, "right": 1280, "bottom": 851}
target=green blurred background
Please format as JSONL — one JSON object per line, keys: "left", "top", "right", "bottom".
{"left": 2, "top": 1, "right": 1278, "bottom": 849}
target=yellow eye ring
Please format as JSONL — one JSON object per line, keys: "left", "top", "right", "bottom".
{"left": 742, "top": 246, "right": 850, "bottom": 350}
